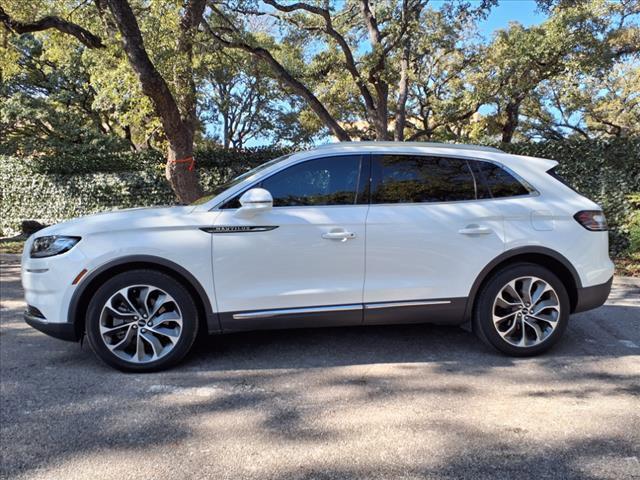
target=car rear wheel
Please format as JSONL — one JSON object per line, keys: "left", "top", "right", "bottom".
{"left": 473, "top": 263, "right": 570, "bottom": 356}
{"left": 85, "top": 270, "right": 199, "bottom": 372}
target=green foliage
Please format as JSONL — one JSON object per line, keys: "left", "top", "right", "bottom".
{"left": 627, "top": 194, "right": 640, "bottom": 254}
{"left": 2, "top": 145, "right": 292, "bottom": 175}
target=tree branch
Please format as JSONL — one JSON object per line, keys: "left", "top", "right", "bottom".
{"left": 0, "top": 5, "right": 104, "bottom": 48}
{"left": 263, "top": 0, "right": 378, "bottom": 119}
{"left": 202, "top": 17, "right": 350, "bottom": 141}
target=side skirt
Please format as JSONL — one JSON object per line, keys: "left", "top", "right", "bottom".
{"left": 218, "top": 298, "right": 467, "bottom": 333}
{"left": 363, "top": 298, "right": 467, "bottom": 326}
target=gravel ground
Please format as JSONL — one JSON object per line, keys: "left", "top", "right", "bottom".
{"left": 1, "top": 254, "right": 639, "bottom": 480}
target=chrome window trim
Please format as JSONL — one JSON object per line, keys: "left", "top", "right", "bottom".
{"left": 209, "top": 150, "right": 539, "bottom": 211}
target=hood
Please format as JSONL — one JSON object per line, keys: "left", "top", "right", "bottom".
{"left": 37, "top": 205, "right": 198, "bottom": 237}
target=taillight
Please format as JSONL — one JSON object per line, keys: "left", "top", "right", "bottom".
{"left": 574, "top": 210, "right": 608, "bottom": 231}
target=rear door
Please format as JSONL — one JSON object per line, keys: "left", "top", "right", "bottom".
{"left": 211, "top": 154, "right": 369, "bottom": 330}
{"left": 363, "top": 154, "right": 507, "bottom": 324}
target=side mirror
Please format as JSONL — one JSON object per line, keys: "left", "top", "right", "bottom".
{"left": 235, "top": 188, "right": 273, "bottom": 217}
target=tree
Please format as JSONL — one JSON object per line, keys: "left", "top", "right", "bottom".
{"left": 204, "top": 0, "right": 493, "bottom": 141}
{"left": 520, "top": 62, "right": 640, "bottom": 140}
{"left": 200, "top": 47, "right": 316, "bottom": 148}
{"left": 2, "top": 1, "right": 204, "bottom": 202}
{"left": 476, "top": 0, "right": 640, "bottom": 142}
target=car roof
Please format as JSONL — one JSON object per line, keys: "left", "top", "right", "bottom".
{"left": 311, "top": 141, "right": 503, "bottom": 153}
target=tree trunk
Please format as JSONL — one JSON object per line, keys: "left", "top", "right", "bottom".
{"left": 106, "top": 0, "right": 202, "bottom": 203}
{"left": 501, "top": 101, "right": 521, "bottom": 143}
{"left": 165, "top": 131, "right": 201, "bottom": 204}
{"left": 394, "top": 45, "right": 410, "bottom": 141}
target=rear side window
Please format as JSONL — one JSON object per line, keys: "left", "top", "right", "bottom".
{"left": 370, "top": 155, "right": 478, "bottom": 204}
{"left": 471, "top": 161, "right": 532, "bottom": 198}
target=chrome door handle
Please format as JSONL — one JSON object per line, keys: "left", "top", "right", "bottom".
{"left": 458, "top": 225, "right": 492, "bottom": 235}
{"left": 322, "top": 230, "right": 356, "bottom": 241}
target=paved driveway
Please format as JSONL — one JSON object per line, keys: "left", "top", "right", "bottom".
{"left": 1, "top": 254, "right": 639, "bottom": 480}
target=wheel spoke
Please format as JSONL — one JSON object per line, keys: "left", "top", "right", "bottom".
{"left": 529, "top": 313, "right": 557, "bottom": 326}
{"left": 105, "top": 324, "right": 135, "bottom": 352}
{"left": 500, "top": 315, "right": 520, "bottom": 339}
{"left": 148, "top": 293, "right": 170, "bottom": 320}
{"left": 152, "top": 311, "right": 182, "bottom": 327}
{"left": 140, "top": 331, "right": 163, "bottom": 359}
{"left": 532, "top": 298, "right": 559, "bottom": 316}
{"left": 135, "top": 333, "right": 146, "bottom": 362}
{"left": 530, "top": 281, "right": 552, "bottom": 308}
{"left": 523, "top": 317, "right": 543, "bottom": 342}
{"left": 141, "top": 287, "right": 153, "bottom": 317}
{"left": 503, "top": 282, "right": 524, "bottom": 306}
{"left": 148, "top": 326, "right": 180, "bottom": 344}
{"left": 493, "top": 311, "right": 517, "bottom": 325}
{"left": 520, "top": 277, "right": 534, "bottom": 306}
{"left": 100, "top": 322, "right": 133, "bottom": 335}
{"left": 104, "top": 305, "right": 137, "bottom": 320}
{"left": 115, "top": 288, "right": 142, "bottom": 316}
{"left": 517, "top": 317, "right": 527, "bottom": 346}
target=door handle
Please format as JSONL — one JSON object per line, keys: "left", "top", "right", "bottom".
{"left": 322, "top": 230, "right": 356, "bottom": 241}
{"left": 458, "top": 225, "right": 492, "bottom": 235}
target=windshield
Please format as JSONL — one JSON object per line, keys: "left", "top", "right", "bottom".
{"left": 191, "top": 153, "right": 294, "bottom": 205}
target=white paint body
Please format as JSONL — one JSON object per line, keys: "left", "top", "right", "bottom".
{"left": 21, "top": 143, "right": 614, "bottom": 329}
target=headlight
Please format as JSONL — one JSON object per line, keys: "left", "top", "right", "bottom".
{"left": 30, "top": 236, "right": 81, "bottom": 258}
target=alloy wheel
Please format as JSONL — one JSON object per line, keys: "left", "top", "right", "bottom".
{"left": 99, "top": 284, "right": 183, "bottom": 363}
{"left": 491, "top": 276, "right": 561, "bottom": 347}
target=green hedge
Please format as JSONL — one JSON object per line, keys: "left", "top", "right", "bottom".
{"left": 22, "top": 145, "right": 292, "bottom": 175}
{"left": 1, "top": 139, "right": 638, "bottom": 256}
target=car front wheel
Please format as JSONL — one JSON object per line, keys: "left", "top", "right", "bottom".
{"left": 85, "top": 270, "right": 199, "bottom": 372}
{"left": 473, "top": 263, "right": 570, "bottom": 356}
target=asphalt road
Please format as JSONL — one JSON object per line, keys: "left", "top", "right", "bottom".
{"left": 1, "top": 254, "right": 639, "bottom": 480}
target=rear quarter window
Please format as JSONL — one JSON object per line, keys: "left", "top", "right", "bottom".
{"left": 471, "top": 161, "right": 533, "bottom": 198}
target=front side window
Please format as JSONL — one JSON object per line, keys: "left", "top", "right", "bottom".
{"left": 471, "top": 160, "right": 532, "bottom": 198}
{"left": 222, "top": 155, "right": 365, "bottom": 208}
{"left": 371, "top": 155, "right": 478, "bottom": 204}
{"left": 193, "top": 153, "right": 294, "bottom": 205}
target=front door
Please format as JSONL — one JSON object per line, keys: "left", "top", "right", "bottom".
{"left": 211, "top": 154, "right": 369, "bottom": 331}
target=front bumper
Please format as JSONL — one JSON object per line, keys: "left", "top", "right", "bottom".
{"left": 23, "top": 312, "right": 79, "bottom": 342}
{"left": 573, "top": 276, "right": 613, "bottom": 313}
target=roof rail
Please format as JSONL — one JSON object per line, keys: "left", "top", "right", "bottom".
{"left": 313, "top": 141, "right": 503, "bottom": 153}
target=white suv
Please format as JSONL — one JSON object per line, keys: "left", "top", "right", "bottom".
{"left": 22, "top": 142, "right": 614, "bottom": 371}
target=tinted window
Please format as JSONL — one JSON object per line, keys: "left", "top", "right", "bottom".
{"left": 471, "top": 161, "right": 531, "bottom": 198}
{"left": 222, "top": 155, "right": 365, "bottom": 208}
{"left": 194, "top": 154, "right": 294, "bottom": 206}
{"left": 371, "top": 155, "right": 478, "bottom": 204}
{"left": 547, "top": 167, "right": 579, "bottom": 193}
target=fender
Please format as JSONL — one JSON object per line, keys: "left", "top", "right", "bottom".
{"left": 463, "top": 246, "right": 582, "bottom": 320}
{"left": 68, "top": 255, "right": 220, "bottom": 335}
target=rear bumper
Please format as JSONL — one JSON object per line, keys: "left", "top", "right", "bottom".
{"left": 24, "top": 312, "right": 79, "bottom": 342}
{"left": 573, "top": 276, "right": 613, "bottom": 313}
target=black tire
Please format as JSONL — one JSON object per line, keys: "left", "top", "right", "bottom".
{"left": 473, "top": 262, "right": 570, "bottom": 356}
{"left": 85, "top": 269, "right": 199, "bottom": 372}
